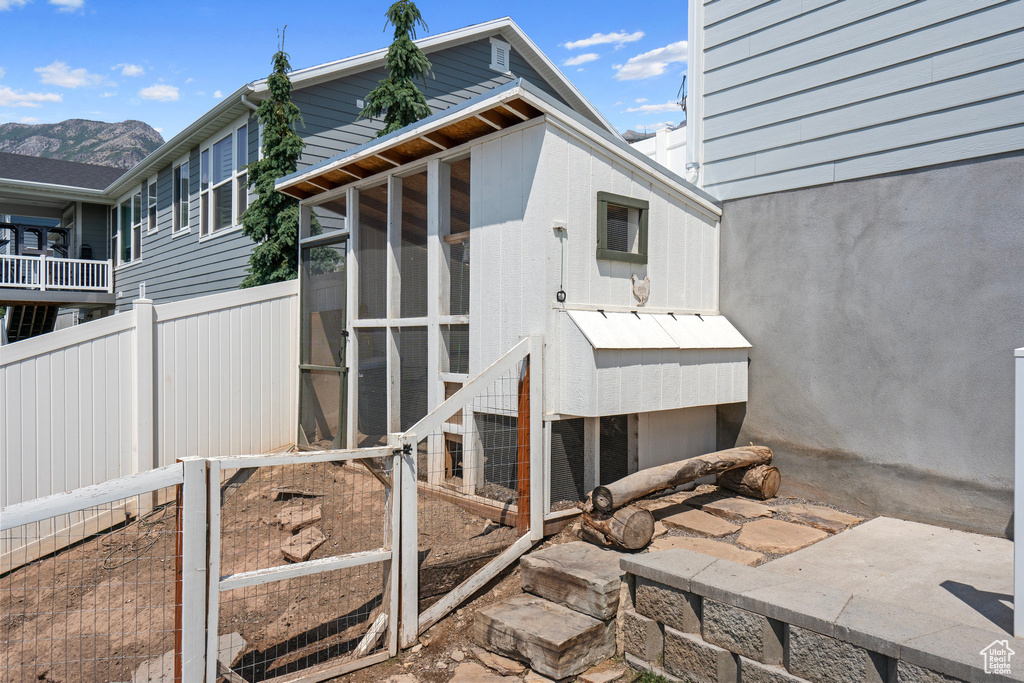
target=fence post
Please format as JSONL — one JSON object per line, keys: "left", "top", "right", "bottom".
{"left": 1015, "top": 347, "right": 1023, "bottom": 638}
{"left": 178, "top": 458, "right": 209, "bottom": 681}
{"left": 133, "top": 297, "right": 157, "bottom": 479}
{"left": 529, "top": 336, "right": 544, "bottom": 541}
{"left": 38, "top": 253, "right": 46, "bottom": 291}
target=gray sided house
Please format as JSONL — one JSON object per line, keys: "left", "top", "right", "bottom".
{"left": 101, "top": 18, "right": 615, "bottom": 313}
{"left": 686, "top": 0, "right": 1024, "bottom": 536}
{"left": 0, "top": 18, "right": 616, "bottom": 324}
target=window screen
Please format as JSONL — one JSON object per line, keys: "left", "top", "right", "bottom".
{"left": 357, "top": 328, "right": 387, "bottom": 447}
{"left": 447, "top": 157, "right": 471, "bottom": 316}
{"left": 599, "top": 415, "right": 630, "bottom": 486}
{"left": 357, "top": 183, "right": 388, "bottom": 319}
{"left": 597, "top": 191, "right": 648, "bottom": 263}
{"left": 550, "top": 418, "right": 586, "bottom": 509}
{"left": 400, "top": 171, "right": 428, "bottom": 318}
{"left": 396, "top": 326, "right": 429, "bottom": 431}
{"left": 442, "top": 324, "right": 469, "bottom": 374}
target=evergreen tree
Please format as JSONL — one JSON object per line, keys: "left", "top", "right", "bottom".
{"left": 240, "top": 29, "right": 311, "bottom": 287}
{"left": 361, "top": 0, "right": 433, "bottom": 136}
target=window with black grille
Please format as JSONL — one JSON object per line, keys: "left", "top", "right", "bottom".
{"left": 596, "top": 191, "right": 648, "bottom": 264}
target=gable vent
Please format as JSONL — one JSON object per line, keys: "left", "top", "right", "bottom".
{"left": 490, "top": 37, "right": 512, "bottom": 74}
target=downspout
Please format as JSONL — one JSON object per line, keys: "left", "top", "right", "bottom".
{"left": 686, "top": 0, "right": 706, "bottom": 187}
{"left": 240, "top": 86, "right": 259, "bottom": 111}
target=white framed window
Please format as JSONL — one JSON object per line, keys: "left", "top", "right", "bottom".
{"left": 114, "top": 187, "right": 142, "bottom": 266}
{"left": 199, "top": 119, "right": 249, "bottom": 239}
{"left": 146, "top": 176, "right": 158, "bottom": 233}
{"left": 489, "top": 37, "right": 511, "bottom": 73}
{"left": 173, "top": 157, "right": 190, "bottom": 233}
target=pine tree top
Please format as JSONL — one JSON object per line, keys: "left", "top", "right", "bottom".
{"left": 362, "top": 0, "right": 433, "bottom": 136}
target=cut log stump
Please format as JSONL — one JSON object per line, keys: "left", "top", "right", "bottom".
{"left": 716, "top": 465, "right": 781, "bottom": 500}
{"left": 580, "top": 505, "right": 654, "bottom": 551}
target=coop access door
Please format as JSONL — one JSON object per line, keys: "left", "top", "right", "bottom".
{"left": 299, "top": 236, "right": 347, "bottom": 449}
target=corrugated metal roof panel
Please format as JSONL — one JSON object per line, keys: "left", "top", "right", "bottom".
{"left": 567, "top": 310, "right": 751, "bottom": 350}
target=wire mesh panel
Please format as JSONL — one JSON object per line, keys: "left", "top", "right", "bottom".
{"left": 213, "top": 454, "right": 395, "bottom": 681}
{"left": 441, "top": 324, "right": 469, "bottom": 374}
{"left": 550, "top": 418, "right": 586, "bottom": 509}
{"left": 357, "top": 328, "right": 388, "bottom": 447}
{"left": 396, "top": 327, "right": 429, "bottom": 432}
{"left": 412, "top": 357, "right": 529, "bottom": 609}
{"left": 599, "top": 415, "right": 630, "bottom": 486}
{"left": 357, "top": 183, "right": 387, "bottom": 321}
{"left": 0, "top": 488, "right": 180, "bottom": 683}
{"left": 446, "top": 158, "right": 471, "bottom": 316}
{"left": 399, "top": 171, "right": 428, "bottom": 319}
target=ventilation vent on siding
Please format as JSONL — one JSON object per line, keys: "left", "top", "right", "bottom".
{"left": 490, "top": 37, "right": 512, "bottom": 73}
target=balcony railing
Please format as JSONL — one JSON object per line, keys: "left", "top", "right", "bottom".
{"left": 0, "top": 254, "right": 113, "bottom": 293}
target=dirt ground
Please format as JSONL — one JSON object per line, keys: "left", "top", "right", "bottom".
{"left": 0, "top": 457, "right": 525, "bottom": 683}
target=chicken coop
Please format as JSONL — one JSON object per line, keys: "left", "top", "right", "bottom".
{"left": 280, "top": 79, "right": 750, "bottom": 529}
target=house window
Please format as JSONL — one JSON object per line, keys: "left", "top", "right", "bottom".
{"left": 596, "top": 191, "right": 648, "bottom": 264}
{"left": 489, "top": 37, "right": 511, "bottom": 73}
{"left": 173, "top": 161, "right": 189, "bottom": 232}
{"left": 132, "top": 191, "right": 142, "bottom": 259}
{"left": 200, "top": 149, "right": 210, "bottom": 236}
{"left": 236, "top": 123, "right": 248, "bottom": 219}
{"left": 147, "top": 179, "right": 157, "bottom": 232}
{"left": 200, "top": 123, "right": 248, "bottom": 238}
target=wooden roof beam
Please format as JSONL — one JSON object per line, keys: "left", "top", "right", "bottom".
{"left": 423, "top": 131, "right": 455, "bottom": 150}
{"left": 498, "top": 103, "right": 529, "bottom": 121}
{"left": 475, "top": 113, "right": 503, "bottom": 131}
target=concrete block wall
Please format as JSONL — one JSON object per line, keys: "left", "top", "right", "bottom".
{"left": 618, "top": 549, "right": 1024, "bottom": 683}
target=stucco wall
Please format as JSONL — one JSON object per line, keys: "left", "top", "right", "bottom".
{"left": 717, "top": 152, "right": 1024, "bottom": 537}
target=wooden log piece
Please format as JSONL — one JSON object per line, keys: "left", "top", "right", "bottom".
{"left": 589, "top": 446, "right": 773, "bottom": 513}
{"left": 580, "top": 505, "right": 655, "bottom": 551}
{"left": 716, "top": 465, "right": 781, "bottom": 500}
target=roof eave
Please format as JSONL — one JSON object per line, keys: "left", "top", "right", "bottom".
{"left": 103, "top": 84, "right": 255, "bottom": 197}
{"left": 0, "top": 177, "right": 113, "bottom": 204}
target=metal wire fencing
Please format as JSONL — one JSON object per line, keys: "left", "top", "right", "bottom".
{"left": 413, "top": 355, "right": 531, "bottom": 608}
{"left": 212, "top": 452, "right": 395, "bottom": 682}
{"left": 0, "top": 486, "right": 180, "bottom": 683}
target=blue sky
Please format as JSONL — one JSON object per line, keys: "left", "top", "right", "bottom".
{"left": 0, "top": 0, "right": 686, "bottom": 140}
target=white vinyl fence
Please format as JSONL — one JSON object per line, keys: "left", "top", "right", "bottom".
{"left": 0, "top": 280, "right": 298, "bottom": 561}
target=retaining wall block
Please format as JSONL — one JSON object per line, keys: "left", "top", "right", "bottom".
{"left": 703, "top": 598, "right": 784, "bottom": 665}
{"left": 664, "top": 625, "right": 738, "bottom": 683}
{"left": 740, "top": 656, "right": 812, "bottom": 683}
{"left": 785, "top": 625, "right": 891, "bottom": 683}
{"left": 621, "top": 608, "right": 664, "bottom": 664}
{"left": 894, "top": 660, "right": 965, "bottom": 683}
{"left": 636, "top": 575, "right": 702, "bottom": 634}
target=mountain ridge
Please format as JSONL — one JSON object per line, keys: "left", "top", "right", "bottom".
{"left": 0, "top": 118, "right": 164, "bottom": 170}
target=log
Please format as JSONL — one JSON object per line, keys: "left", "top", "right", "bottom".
{"left": 716, "top": 465, "right": 781, "bottom": 500}
{"left": 589, "top": 446, "right": 773, "bottom": 513}
{"left": 580, "top": 506, "right": 655, "bottom": 551}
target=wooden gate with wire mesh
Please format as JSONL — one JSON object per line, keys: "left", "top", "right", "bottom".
{"left": 395, "top": 336, "right": 543, "bottom": 647}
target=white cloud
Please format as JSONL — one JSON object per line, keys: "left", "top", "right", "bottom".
{"left": 49, "top": 0, "right": 84, "bottom": 12}
{"left": 565, "top": 30, "right": 644, "bottom": 50}
{"left": 614, "top": 41, "right": 687, "bottom": 80}
{"left": 115, "top": 63, "right": 144, "bottom": 77}
{"left": 100, "top": 91, "right": 116, "bottom": 97}
{"left": 634, "top": 121, "right": 677, "bottom": 131}
{"left": 154, "top": 127, "right": 163, "bottom": 134}
{"left": 0, "top": 0, "right": 28, "bottom": 10}
{"left": 0, "top": 86, "right": 62, "bottom": 107}
{"left": 184, "top": 77, "right": 195, "bottom": 84}
{"left": 213, "top": 90, "right": 223, "bottom": 98}
{"left": 564, "top": 53, "right": 599, "bottom": 67}
{"left": 627, "top": 100, "right": 683, "bottom": 113}
{"left": 635, "top": 97, "right": 648, "bottom": 103}
{"left": 36, "top": 61, "right": 103, "bottom": 88}
{"left": 19, "top": 116, "right": 39, "bottom": 123}
{"left": 139, "top": 83, "right": 179, "bottom": 101}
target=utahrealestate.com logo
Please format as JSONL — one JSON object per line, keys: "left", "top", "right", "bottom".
{"left": 980, "top": 640, "right": 1015, "bottom": 675}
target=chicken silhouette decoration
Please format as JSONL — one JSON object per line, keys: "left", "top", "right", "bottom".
{"left": 631, "top": 274, "right": 650, "bottom": 305}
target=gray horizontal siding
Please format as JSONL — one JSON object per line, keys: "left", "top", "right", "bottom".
{"left": 114, "top": 37, "right": 571, "bottom": 307}
{"left": 80, "top": 202, "right": 108, "bottom": 261}
{"left": 700, "top": 0, "right": 1024, "bottom": 198}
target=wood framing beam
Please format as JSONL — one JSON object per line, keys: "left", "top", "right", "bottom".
{"left": 423, "top": 131, "right": 456, "bottom": 150}
{"left": 475, "top": 113, "right": 503, "bottom": 131}
{"left": 377, "top": 149, "right": 411, "bottom": 166}
{"left": 498, "top": 103, "right": 530, "bottom": 121}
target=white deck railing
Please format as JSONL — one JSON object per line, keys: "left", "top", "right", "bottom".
{"left": 0, "top": 254, "right": 113, "bottom": 293}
